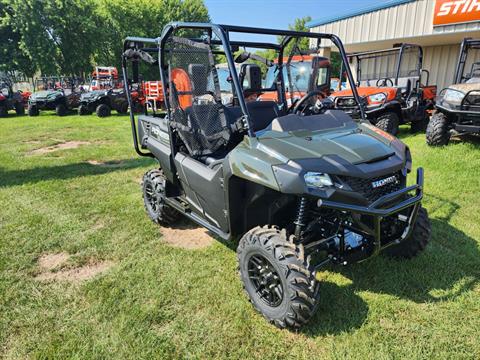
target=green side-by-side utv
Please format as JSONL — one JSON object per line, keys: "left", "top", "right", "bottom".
{"left": 28, "top": 77, "right": 83, "bottom": 116}
{"left": 122, "top": 23, "right": 431, "bottom": 329}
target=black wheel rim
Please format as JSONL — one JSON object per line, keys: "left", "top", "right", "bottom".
{"left": 247, "top": 254, "right": 283, "bottom": 307}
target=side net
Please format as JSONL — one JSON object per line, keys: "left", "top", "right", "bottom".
{"left": 166, "top": 36, "right": 231, "bottom": 156}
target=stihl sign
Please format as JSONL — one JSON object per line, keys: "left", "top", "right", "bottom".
{"left": 434, "top": 0, "right": 480, "bottom": 26}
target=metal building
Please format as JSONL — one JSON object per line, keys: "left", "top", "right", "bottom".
{"left": 308, "top": 0, "right": 480, "bottom": 90}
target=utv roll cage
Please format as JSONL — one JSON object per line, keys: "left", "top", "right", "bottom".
{"left": 121, "top": 22, "right": 364, "bottom": 159}
{"left": 454, "top": 38, "right": 480, "bottom": 84}
{"left": 347, "top": 43, "right": 426, "bottom": 90}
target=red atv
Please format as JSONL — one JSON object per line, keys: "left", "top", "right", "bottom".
{"left": 330, "top": 44, "right": 436, "bottom": 135}
{"left": 0, "top": 78, "right": 25, "bottom": 117}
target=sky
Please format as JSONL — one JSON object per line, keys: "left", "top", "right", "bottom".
{"left": 204, "top": 0, "right": 381, "bottom": 29}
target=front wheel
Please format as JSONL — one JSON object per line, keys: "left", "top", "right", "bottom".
{"left": 15, "top": 103, "right": 25, "bottom": 116}
{"left": 375, "top": 112, "right": 400, "bottom": 135}
{"left": 0, "top": 105, "right": 7, "bottom": 117}
{"left": 55, "top": 103, "right": 67, "bottom": 116}
{"left": 28, "top": 105, "right": 39, "bottom": 116}
{"left": 237, "top": 226, "right": 319, "bottom": 329}
{"left": 384, "top": 206, "right": 431, "bottom": 259}
{"left": 426, "top": 112, "right": 450, "bottom": 146}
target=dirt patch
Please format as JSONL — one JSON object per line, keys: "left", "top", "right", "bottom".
{"left": 29, "top": 141, "right": 91, "bottom": 155}
{"left": 38, "top": 252, "right": 71, "bottom": 271}
{"left": 35, "top": 252, "right": 112, "bottom": 283}
{"left": 87, "top": 160, "right": 125, "bottom": 167}
{"left": 160, "top": 220, "right": 215, "bottom": 250}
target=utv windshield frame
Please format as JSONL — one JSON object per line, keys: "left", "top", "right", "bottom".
{"left": 347, "top": 43, "right": 424, "bottom": 87}
{"left": 122, "top": 22, "right": 363, "bottom": 158}
{"left": 454, "top": 38, "right": 480, "bottom": 84}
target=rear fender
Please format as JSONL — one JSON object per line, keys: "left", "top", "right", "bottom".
{"left": 137, "top": 115, "right": 175, "bottom": 181}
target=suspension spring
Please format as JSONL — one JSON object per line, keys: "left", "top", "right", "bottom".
{"left": 294, "top": 197, "right": 308, "bottom": 240}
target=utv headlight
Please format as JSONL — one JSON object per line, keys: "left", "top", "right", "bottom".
{"left": 443, "top": 89, "right": 464, "bottom": 104}
{"left": 304, "top": 172, "right": 333, "bottom": 189}
{"left": 368, "top": 92, "right": 386, "bottom": 104}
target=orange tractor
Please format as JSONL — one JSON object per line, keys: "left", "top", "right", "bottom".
{"left": 330, "top": 44, "right": 437, "bottom": 135}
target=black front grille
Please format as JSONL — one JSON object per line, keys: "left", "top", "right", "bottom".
{"left": 338, "top": 172, "right": 403, "bottom": 203}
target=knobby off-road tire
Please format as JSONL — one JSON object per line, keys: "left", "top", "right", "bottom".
{"left": 426, "top": 112, "right": 450, "bottom": 146}
{"left": 15, "top": 103, "right": 25, "bottom": 116}
{"left": 375, "top": 112, "right": 400, "bottom": 136}
{"left": 78, "top": 104, "right": 91, "bottom": 115}
{"left": 384, "top": 206, "right": 431, "bottom": 259}
{"left": 237, "top": 226, "right": 320, "bottom": 329}
{"left": 96, "top": 103, "right": 111, "bottom": 117}
{"left": 0, "top": 105, "right": 7, "bottom": 117}
{"left": 28, "top": 105, "right": 39, "bottom": 116}
{"left": 142, "top": 169, "right": 180, "bottom": 225}
{"left": 118, "top": 101, "right": 129, "bottom": 114}
{"left": 55, "top": 103, "right": 67, "bottom": 116}
{"left": 410, "top": 113, "right": 429, "bottom": 133}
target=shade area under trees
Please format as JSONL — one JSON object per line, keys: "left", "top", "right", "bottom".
{"left": 0, "top": 0, "right": 209, "bottom": 80}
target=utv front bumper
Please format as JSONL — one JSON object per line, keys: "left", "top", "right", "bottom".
{"left": 317, "top": 167, "right": 424, "bottom": 257}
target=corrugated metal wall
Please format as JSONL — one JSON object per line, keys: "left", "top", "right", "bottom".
{"left": 310, "top": 0, "right": 480, "bottom": 90}
{"left": 311, "top": 1, "right": 480, "bottom": 45}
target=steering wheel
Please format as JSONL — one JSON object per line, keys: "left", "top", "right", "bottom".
{"left": 376, "top": 78, "right": 394, "bottom": 87}
{"left": 291, "top": 90, "right": 326, "bottom": 115}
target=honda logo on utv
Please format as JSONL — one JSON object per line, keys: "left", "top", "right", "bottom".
{"left": 371, "top": 175, "right": 398, "bottom": 189}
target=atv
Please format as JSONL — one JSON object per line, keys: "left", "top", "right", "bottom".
{"left": 0, "top": 78, "right": 25, "bottom": 117}
{"left": 122, "top": 23, "right": 431, "bottom": 329}
{"left": 330, "top": 44, "right": 437, "bottom": 135}
{"left": 427, "top": 38, "right": 480, "bottom": 146}
{"left": 28, "top": 77, "right": 83, "bottom": 117}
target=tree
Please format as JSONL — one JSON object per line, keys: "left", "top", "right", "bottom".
{"left": 95, "top": 0, "right": 210, "bottom": 73}
{"left": 0, "top": 1, "right": 36, "bottom": 78}
{"left": 5, "top": 0, "right": 103, "bottom": 76}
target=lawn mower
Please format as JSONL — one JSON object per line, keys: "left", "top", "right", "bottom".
{"left": 28, "top": 77, "right": 84, "bottom": 116}
{"left": 427, "top": 38, "right": 480, "bottom": 146}
{"left": 330, "top": 44, "right": 437, "bottom": 135}
{"left": 0, "top": 78, "right": 25, "bottom": 117}
{"left": 122, "top": 23, "right": 431, "bottom": 329}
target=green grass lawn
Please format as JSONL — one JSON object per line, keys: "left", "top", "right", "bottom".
{"left": 1, "top": 113, "right": 479, "bottom": 359}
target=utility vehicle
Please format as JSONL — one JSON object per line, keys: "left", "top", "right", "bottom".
{"left": 28, "top": 77, "right": 83, "bottom": 116}
{"left": 0, "top": 78, "right": 25, "bottom": 117}
{"left": 261, "top": 54, "right": 331, "bottom": 104}
{"left": 427, "top": 38, "right": 480, "bottom": 146}
{"left": 122, "top": 23, "right": 431, "bottom": 329}
{"left": 330, "top": 44, "right": 437, "bottom": 135}
{"left": 79, "top": 66, "right": 146, "bottom": 117}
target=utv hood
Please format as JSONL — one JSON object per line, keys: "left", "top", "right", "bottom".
{"left": 81, "top": 90, "right": 107, "bottom": 100}
{"left": 30, "top": 90, "right": 61, "bottom": 100}
{"left": 257, "top": 124, "right": 396, "bottom": 165}
{"left": 332, "top": 87, "right": 399, "bottom": 102}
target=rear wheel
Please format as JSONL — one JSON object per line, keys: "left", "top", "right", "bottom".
{"left": 142, "top": 169, "right": 180, "bottom": 225}
{"left": 0, "top": 105, "right": 7, "bottom": 117}
{"left": 28, "top": 105, "right": 39, "bottom": 116}
{"left": 426, "top": 112, "right": 450, "bottom": 146}
{"left": 55, "top": 103, "right": 67, "bottom": 116}
{"left": 384, "top": 206, "right": 431, "bottom": 259}
{"left": 237, "top": 226, "right": 320, "bottom": 329}
{"left": 15, "top": 102, "right": 25, "bottom": 116}
{"left": 375, "top": 112, "right": 400, "bottom": 135}
{"left": 118, "top": 101, "right": 129, "bottom": 114}
{"left": 78, "top": 104, "right": 91, "bottom": 115}
{"left": 410, "top": 112, "right": 429, "bottom": 133}
{"left": 96, "top": 103, "right": 111, "bottom": 117}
